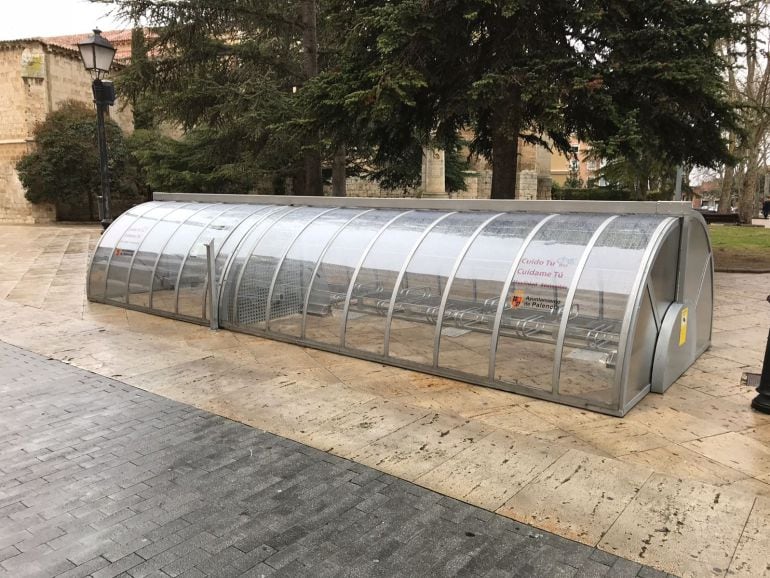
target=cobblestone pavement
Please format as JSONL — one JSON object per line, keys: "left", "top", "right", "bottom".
{"left": 0, "top": 342, "right": 672, "bottom": 578}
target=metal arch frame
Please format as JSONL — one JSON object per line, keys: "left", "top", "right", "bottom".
{"left": 691, "top": 216, "right": 715, "bottom": 345}
{"left": 202, "top": 205, "right": 286, "bottom": 320}
{"left": 263, "top": 207, "right": 339, "bottom": 330}
{"left": 123, "top": 203, "right": 199, "bottom": 305}
{"left": 135, "top": 203, "right": 217, "bottom": 310}
{"left": 298, "top": 209, "right": 374, "bottom": 339}
{"left": 646, "top": 281, "right": 661, "bottom": 331}
{"left": 487, "top": 214, "right": 557, "bottom": 381}
{"left": 431, "top": 212, "right": 505, "bottom": 368}
{"left": 695, "top": 253, "right": 714, "bottom": 345}
{"left": 614, "top": 217, "right": 679, "bottom": 411}
{"left": 87, "top": 203, "right": 159, "bottom": 301}
{"left": 383, "top": 211, "right": 458, "bottom": 357}
{"left": 339, "top": 210, "right": 415, "bottom": 348}
{"left": 94, "top": 202, "right": 163, "bottom": 301}
{"left": 103, "top": 203, "right": 191, "bottom": 303}
{"left": 551, "top": 215, "right": 619, "bottom": 396}
{"left": 230, "top": 206, "right": 306, "bottom": 323}
{"left": 168, "top": 203, "right": 244, "bottom": 314}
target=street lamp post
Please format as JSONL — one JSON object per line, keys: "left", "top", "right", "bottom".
{"left": 77, "top": 29, "right": 117, "bottom": 230}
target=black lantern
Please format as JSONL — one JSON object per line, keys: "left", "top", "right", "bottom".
{"left": 77, "top": 29, "right": 116, "bottom": 79}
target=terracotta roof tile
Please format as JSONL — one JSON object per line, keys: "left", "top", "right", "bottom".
{"left": 39, "top": 29, "right": 140, "bottom": 61}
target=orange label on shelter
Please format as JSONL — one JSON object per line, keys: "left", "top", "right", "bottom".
{"left": 510, "top": 290, "right": 526, "bottom": 309}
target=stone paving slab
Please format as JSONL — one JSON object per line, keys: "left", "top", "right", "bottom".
{"left": 2, "top": 225, "right": 770, "bottom": 577}
{"left": 0, "top": 342, "right": 671, "bottom": 578}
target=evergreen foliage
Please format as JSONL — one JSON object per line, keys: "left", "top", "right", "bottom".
{"left": 108, "top": 0, "right": 321, "bottom": 194}
{"left": 102, "top": 0, "right": 742, "bottom": 198}
{"left": 16, "top": 101, "right": 143, "bottom": 220}
{"left": 312, "top": 0, "right": 741, "bottom": 198}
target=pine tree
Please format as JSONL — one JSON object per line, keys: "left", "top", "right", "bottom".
{"left": 314, "top": 0, "right": 741, "bottom": 199}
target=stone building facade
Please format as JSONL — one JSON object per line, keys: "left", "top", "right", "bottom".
{"left": 0, "top": 36, "right": 132, "bottom": 223}
{"left": 551, "top": 139, "right": 598, "bottom": 187}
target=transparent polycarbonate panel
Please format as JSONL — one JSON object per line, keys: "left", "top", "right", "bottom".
{"left": 386, "top": 212, "right": 496, "bottom": 366}
{"left": 625, "top": 287, "right": 658, "bottom": 405}
{"left": 219, "top": 207, "right": 295, "bottom": 323}
{"left": 177, "top": 205, "right": 270, "bottom": 319}
{"left": 683, "top": 220, "right": 710, "bottom": 301}
{"left": 696, "top": 260, "right": 713, "bottom": 351}
{"left": 269, "top": 209, "right": 365, "bottom": 336}
{"left": 438, "top": 213, "right": 548, "bottom": 378}
{"left": 558, "top": 216, "right": 665, "bottom": 408}
{"left": 233, "top": 207, "right": 329, "bottom": 329}
{"left": 625, "top": 225, "right": 678, "bottom": 401}
{"left": 344, "top": 211, "right": 445, "bottom": 355}
{"left": 104, "top": 204, "right": 181, "bottom": 302}
{"left": 494, "top": 214, "right": 608, "bottom": 389}
{"left": 126, "top": 204, "right": 205, "bottom": 308}
{"left": 685, "top": 221, "right": 713, "bottom": 352}
{"left": 648, "top": 222, "right": 680, "bottom": 324}
{"left": 89, "top": 202, "right": 161, "bottom": 300}
{"left": 305, "top": 210, "right": 405, "bottom": 345}
{"left": 147, "top": 205, "right": 227, "bottom": 314}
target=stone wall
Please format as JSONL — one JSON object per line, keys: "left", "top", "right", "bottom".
{"left": 0, "top": 41, "right": 133, "bottom": 223}
{"left": 344, "top": 177, "right": 418, "bottom": 198}
{"left": 0, "top": 44, "right": 55, "bottom": 223}
{"left": 0, "top": 140, "right": 55, "bottom": 223}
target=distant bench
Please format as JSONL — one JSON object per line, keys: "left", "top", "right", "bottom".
{"left": 699, "top": 211, "right": 741, "bottom": 225}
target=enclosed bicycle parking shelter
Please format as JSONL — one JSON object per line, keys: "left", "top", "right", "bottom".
{"left": 87, "top": 194, "right": 714, "bottom": 416}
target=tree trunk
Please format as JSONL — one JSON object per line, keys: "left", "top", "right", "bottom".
{"left": 332, "top": 145, "right": 346, "bottom": 197}
{"left": 739, "top": 158, "right": 759, "bottom": 224}
{"left": 292, "top": 167, "right": 306, "bottom": 195}
{"left": 301, "top": 0, "right": 323, "bottom": 195}
{"left": 718, "top": 132, "right": 736, "bottom": 214}
{"left": 490, "top": 131, "right": 518, "bottom": 199}
{"left": 719, "top": 165, "right": 734, "bottom": 214}
{"left": 304, "top": 149, "right": 322, "bottom": 196}
{"left": 489, "top": 91, "right": 523, "bottom": 200}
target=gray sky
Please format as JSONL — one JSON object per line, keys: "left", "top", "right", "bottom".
{"left": 0, "top": 0, "right": 126, "bottom": 41}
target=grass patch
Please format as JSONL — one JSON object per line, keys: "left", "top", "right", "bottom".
{"left": 709, "top": 224, "right": 770, "bottom": 271}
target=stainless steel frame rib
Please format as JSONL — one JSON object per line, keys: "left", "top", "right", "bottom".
{"left": 339, "top": 210, "right": 415, "bottom": 348}
{"left": 299, "top": 209, "right": 374, "bottom": 339}
{"left": 95, "top": 202, "right": 162, "bottom": 301}
{"left": 552, "top": 215, "right": 618, "bottom": 396}
{"left": 615, "top": 218, "right": 678, "bottom": 409}
{"left": 382, "top": 212, "right": 457, "bottom": 357}
{"left": 488, "top": 214, "right": 557, "bottom": 381}
{"left": 264, "top": 208, "right": 338, "bottom": 329}
{"left": 168, "top": 204, "right": 240, "bottom": 314}
{"left": 231, "top": 206, "right": 302, "bottom": 323}
{"left": 144, "top": 203, "right": 214, "bottom": 309}
{"left": 432, "top": 213, "right": 505, "bottom": 368}
{"left": 203, "top": 205, "right": 288, "bottom": 320}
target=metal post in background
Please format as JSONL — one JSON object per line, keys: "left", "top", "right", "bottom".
{"left": 205, "top": 239, "right": 219, "bottom": 330}
{"left": 92, "top": 79, "right": 114, "bottom": 230}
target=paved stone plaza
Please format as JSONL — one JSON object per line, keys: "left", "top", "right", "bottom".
{"left": 0, "top": 342, "right": 669, "bottom": 577}
{"left": 0, "top": 223, "right": 769, "bottom": 577}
